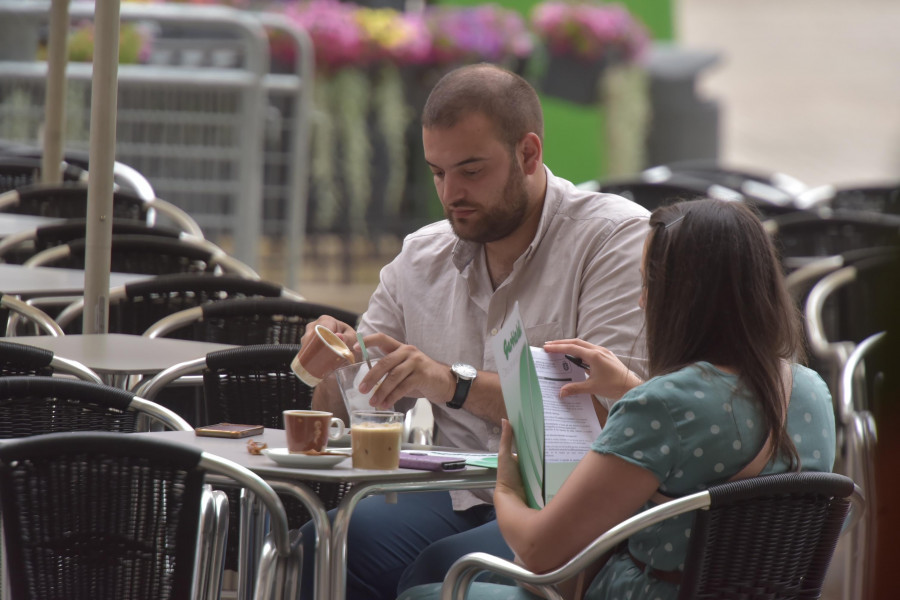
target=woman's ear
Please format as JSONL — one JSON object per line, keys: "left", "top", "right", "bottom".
{"left": 519, "top": 132, "right": 542, "bottom": 175}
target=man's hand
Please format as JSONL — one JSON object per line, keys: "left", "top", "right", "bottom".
{"left": 300, "top": 315, "right": 359, "bottom": 361}
{"left": 358, "top": 332, "right": 456, "bottom": 410}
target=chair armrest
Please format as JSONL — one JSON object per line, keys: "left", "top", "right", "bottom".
{"left": 440, "top": 490, "right": 711, "bottom": 600}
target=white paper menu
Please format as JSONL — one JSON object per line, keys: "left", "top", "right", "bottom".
{"left": 491, "top": 303, "right": 602, "bottom": 507}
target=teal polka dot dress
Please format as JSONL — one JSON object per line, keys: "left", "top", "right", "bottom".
{"left": 586, "top": 362, "right": 835, "bottom": 600}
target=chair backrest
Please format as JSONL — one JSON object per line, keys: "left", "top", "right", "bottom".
{"left": 55, "top": 273, "right": 298, "bottom": 335}
{"left": 764, "top": 208, "right": 900, "bottom": 273}
{"left": 23, "top": 233, "right": 258, "bottom": 279}
{"left": 804, "top": 250, "right": 899, "bottom": 401}
{"left": 1, "top": 145, "right": 157, "bottom": 201}
{"left": 797, "top": 182, "right": 900, "bottom": 214}
{"left": 596, "top": 177, "right": 711, "bottom": 211}
{"left": 642, "top": 160, "right": 808, "bottom": 203}
{"left": 0, "top": 340, "right": 101, "bottom": 382}
{"left": 805, "top": 250, "right": 899, "bottom": 362}
{"left": 0, "top": 293, "right": 64, "bottom": 336}
{"left": 0, "top": 217, "right": 184, "bottom": 265}
{"left": 0, "top": 431, "right": 299, "bottom": 600}
{"left": 0, "top": 182, "right": 204, "bottom": 238}
{"left": 678, "top": 472, "right": 857, "bottom": 599}
{"left": 145, "top": 297, "right": 358, "bottom": 346}
{"left": 0, "top": 376, "right": 191, "bottom": 436}
{"left": 0, "top": 155, "right": 87, "bottom": 193}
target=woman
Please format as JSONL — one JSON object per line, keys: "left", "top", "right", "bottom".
{"left": 398, "top": 199, "right": 836, "bottom": 600}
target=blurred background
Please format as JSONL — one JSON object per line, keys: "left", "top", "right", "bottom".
{"left": 2, "top": 0, "right": 896, "bottom": 314}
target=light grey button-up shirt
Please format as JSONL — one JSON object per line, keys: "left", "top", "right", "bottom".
{"left": 359, "top": 167, "right": 650, "bottom": 508}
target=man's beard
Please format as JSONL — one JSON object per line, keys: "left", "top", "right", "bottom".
{"left": 446, "top": 160, "right": 529, "bottom": 244}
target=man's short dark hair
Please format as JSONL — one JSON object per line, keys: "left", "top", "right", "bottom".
{"left": 422, "top": 63, "right": 544, "bottom": 150}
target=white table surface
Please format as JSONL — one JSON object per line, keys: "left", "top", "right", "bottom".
{"left": 139, "top": 428, "right": 497, "bottom": 600}
{"left": 0, "top": 263, "right": 148, "bottom": 298}
{"left": 0, "top": 333, "right": 236, "bottom": 375}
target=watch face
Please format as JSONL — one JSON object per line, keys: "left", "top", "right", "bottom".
{"left": 452, "top": 363, "right": 477, "bottom": 380}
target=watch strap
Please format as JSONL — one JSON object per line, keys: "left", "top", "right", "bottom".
{"left": 447, "top": 371, "right": 473, "bottom": 409}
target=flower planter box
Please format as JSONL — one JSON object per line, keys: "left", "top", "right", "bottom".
{"left": 539, "top": 54, "right": 607, "bottom": 105}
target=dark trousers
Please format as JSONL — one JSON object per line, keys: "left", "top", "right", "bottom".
{"left": 298, "top": 490, "right": 513, "bottom": 600}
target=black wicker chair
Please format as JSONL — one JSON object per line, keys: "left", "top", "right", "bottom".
{"left": 0, "top": 155, "right": 86, "bottom": 193}
{"left": 763, "top": 208, "right": 900, "bottom": 274}
{"left": 135, "top": 345, "right": 355, "bottom": 573}
{"left": 440, "top": 472, "right": 863, "bottom": 600}
{"left": 593, "top": 170, "right": 798, "bottom": 219}
{"left": 837, "top": 331, "right": 885, "bottom": 600}
{"left": 642, "top": 160, "right": 808, "bottom": 206}
{"left": 0, "top": 218, "right": 184, "bottom": 265}
{"left": 798, "top": 182, "right": 900, "bottom": 215}
{"left": 0, "top": 340, "right": 101, "bottom": 381}
{"left": 0, "top": 182, "right": 203, "bottom": 238}
{"left": 23, "top": 233, "right": 258, "bottom": 278}
{"left": 0, "top": 431, "right": 300, "bottom": 600}
{"left": 805, "top": 249, "right": 900, "bottom": 398}
{"left": 54, "top": 273, "right": 300, "bottom": 336}
{"left": 143, "top": 297, "right": 359, "bottom": 346}
{"left": 0, "top": 376, "right": 191, "bottom": 436}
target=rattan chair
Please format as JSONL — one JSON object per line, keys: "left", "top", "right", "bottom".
{"left": 0, "top": 293, "right": 63, "bottom": 336}
{"left": 54, "top": 273, "right": 300, "bottom": 336}
{"left": 144, "top": 297, "right": 358, "bottom": 345}
{"left": 836, "top": 332, "right": 884, "bottom": 600}
{"left": 135, "top": 345, "right": 355, "bottom": 575}
{"left": 23, "top": 233, "right": 258, "bottom": 279}
{"left": 0, "top": 182, "right": 203, "bottom": 238}
{"left": 763, "top": 208, "right": 900, "bottom": 273}
{"left": 0, "top": 340, "right": 101, "bottom": 382}
{"left": 5, "top": 145, "right": 159, "bottom": 201}
{"left": 642, "top": 160, "right": 808, "bottom": 205}
{"left": 0, "top": 218, "right": 186, "bottom": 265}
{"left": 0, "top": 431, "right": 300, "bottom": 600}
{"left": 797, "top": 182, "right": 900, "bottom": 213}
{"left": 0, "top": 376, "right": 192, "bottom": 435}
{"left": 804, "top": 249, "right": 899, "bottom": 398}
{"left": 439, "top": 472, "right": 863, "bottom": 600}
{"left": 0, "top": 155, "right": 87, "bottom": 193}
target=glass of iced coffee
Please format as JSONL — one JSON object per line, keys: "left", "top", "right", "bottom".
{"left": 349, "top": 410, "right": 404, "bottom": 470}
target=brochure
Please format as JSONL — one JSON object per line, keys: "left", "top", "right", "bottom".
{"left": 491, "top": 303, "right": 602, "bottom": 508}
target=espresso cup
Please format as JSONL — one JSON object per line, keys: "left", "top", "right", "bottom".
{"left": 283, "top": 409, "right": 346, "bottom": 454}
{"left": 292, "top": 324, "right": 355, "bottom": 387}
{"left": 350, "top": 410, "right": 404, "bottom": 470}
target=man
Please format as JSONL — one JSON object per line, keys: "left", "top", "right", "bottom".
{"left": 299, "top": 63, "right": 649, "bottom": 600}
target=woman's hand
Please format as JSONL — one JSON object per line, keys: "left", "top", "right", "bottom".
{"left": 494, "top": 419, "right": 526, "bottom": 504}
{"left": 543, "top": 339, "right": 643, "bottom": 401}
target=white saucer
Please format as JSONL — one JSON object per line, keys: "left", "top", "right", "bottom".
{"left": 261, "top": 447, "right": 352, "bottom": 469}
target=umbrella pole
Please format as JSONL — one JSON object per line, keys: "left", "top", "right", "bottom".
{"left": 42, "top": 0, "right": 70, "bottom": 185}
{"left": 82, "top": 0, "right": 120, "bottom": 335}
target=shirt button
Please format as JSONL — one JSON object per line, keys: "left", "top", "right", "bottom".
{"left": 492, "top": 427, "right": 500, "bottom": 434}
{"left": 491, "top": 328, "right": 498, "bottom": 336}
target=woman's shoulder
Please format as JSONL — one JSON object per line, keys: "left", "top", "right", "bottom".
{"left": 628, "top": 362, "right": 735, "bottom": 399}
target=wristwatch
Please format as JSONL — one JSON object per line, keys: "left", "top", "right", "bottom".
{"left": 447, "top": 363, "right": 477, "bottom": 409}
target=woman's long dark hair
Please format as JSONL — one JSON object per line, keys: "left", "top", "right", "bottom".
{"left": 644, "top": 199, "right": 803, "bottom": 468}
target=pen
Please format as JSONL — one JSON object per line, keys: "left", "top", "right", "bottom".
{"left": 564, "top": 354, "right": 590, "bottom": 371}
